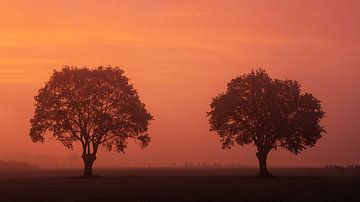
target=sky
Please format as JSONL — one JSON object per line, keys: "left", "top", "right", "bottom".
{"left": 0, "top": 0, "right": 359, "bottom": 168}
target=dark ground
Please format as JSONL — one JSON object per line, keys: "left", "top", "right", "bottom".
{"left": 0, "top": 168, "right": 359, "bottom": 201}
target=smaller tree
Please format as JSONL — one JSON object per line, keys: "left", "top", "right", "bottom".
{"left": 207, "top": 69, "right": 325, "bottom": 177}
{"left": 30, "top": 66, "right": 153, "bottom": 177}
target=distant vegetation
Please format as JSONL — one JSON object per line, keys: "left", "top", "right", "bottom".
{"left": 325, "top": 164, "right": 360, "bottom": 170}
{"left": 0, "top": 161, "right": 39, "bottom": 171}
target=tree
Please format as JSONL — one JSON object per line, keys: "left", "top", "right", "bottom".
{"left": 29, "top": 66, "right": 153, "bottom": 177}
{"left": 207, "top": 69, "right": 325, "bottom": 177}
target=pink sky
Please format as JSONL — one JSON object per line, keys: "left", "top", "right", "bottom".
{"left": 0, "top": 0, "right": 359, "bottom": 168}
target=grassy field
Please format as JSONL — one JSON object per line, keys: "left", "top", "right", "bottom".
{"left": 0, "top": 168, "right": 359, "bottom": 201}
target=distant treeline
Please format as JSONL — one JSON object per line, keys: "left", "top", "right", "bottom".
{"left": 0, "top": 161, "right": 39, "bottom": 171}
{"left": 325, "top": 164, "right": 360, "bottom": 170}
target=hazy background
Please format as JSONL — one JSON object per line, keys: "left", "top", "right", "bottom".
{"left": 0, "top": 0, "right": 359, "bottom": 168}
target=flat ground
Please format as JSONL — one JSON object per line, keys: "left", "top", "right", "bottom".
{"left": 0, "top": 168, "right": 359, "bottom": 201}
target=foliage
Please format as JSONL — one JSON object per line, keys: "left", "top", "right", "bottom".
{"left": 208, "top": 69, "right": 325, "bottom": 155}
{"left": 30, "top": 66, "right": 153, "bottom": 156}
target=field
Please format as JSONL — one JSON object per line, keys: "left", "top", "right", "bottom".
{"left": 0, "top": 168, "right": 359, "bottom": 201}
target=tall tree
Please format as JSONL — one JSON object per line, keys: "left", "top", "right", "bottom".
{"left": 30, "top": 66, "right": 153, "bottom": 177}
{"left": 207, "top": 69, "right": 325, "bottom": 177}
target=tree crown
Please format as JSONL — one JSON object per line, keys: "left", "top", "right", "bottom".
{"left": 30, "top": 66, "right": 153, "bottom": 153}
{"left": 208, "top": 69, "right": 325, "bottom": 154}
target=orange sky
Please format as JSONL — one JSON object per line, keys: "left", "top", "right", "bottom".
{"left": 0, "top": 0, "right": 359, "bottom": 168}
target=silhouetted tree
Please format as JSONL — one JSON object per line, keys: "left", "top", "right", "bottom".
{"left": 29, "top": 66, "right": 153, "bottom": 177}
{"left": 207, "top": 69, "right": 325, "bottom": 177}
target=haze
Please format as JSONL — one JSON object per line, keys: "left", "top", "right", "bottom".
{"left": 0, "top": 0, "right": 359, "bottom": 168}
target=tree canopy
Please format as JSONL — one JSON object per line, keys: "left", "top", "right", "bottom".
{"left": 207, "top": 69, "right": 325, "bottom": 177}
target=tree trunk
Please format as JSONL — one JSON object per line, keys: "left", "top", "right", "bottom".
{"left": 82, "top": 154, "right": 96, "bottom": 177}
{"left": 256, "top": 151, "right": 272, "bottom": 178}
